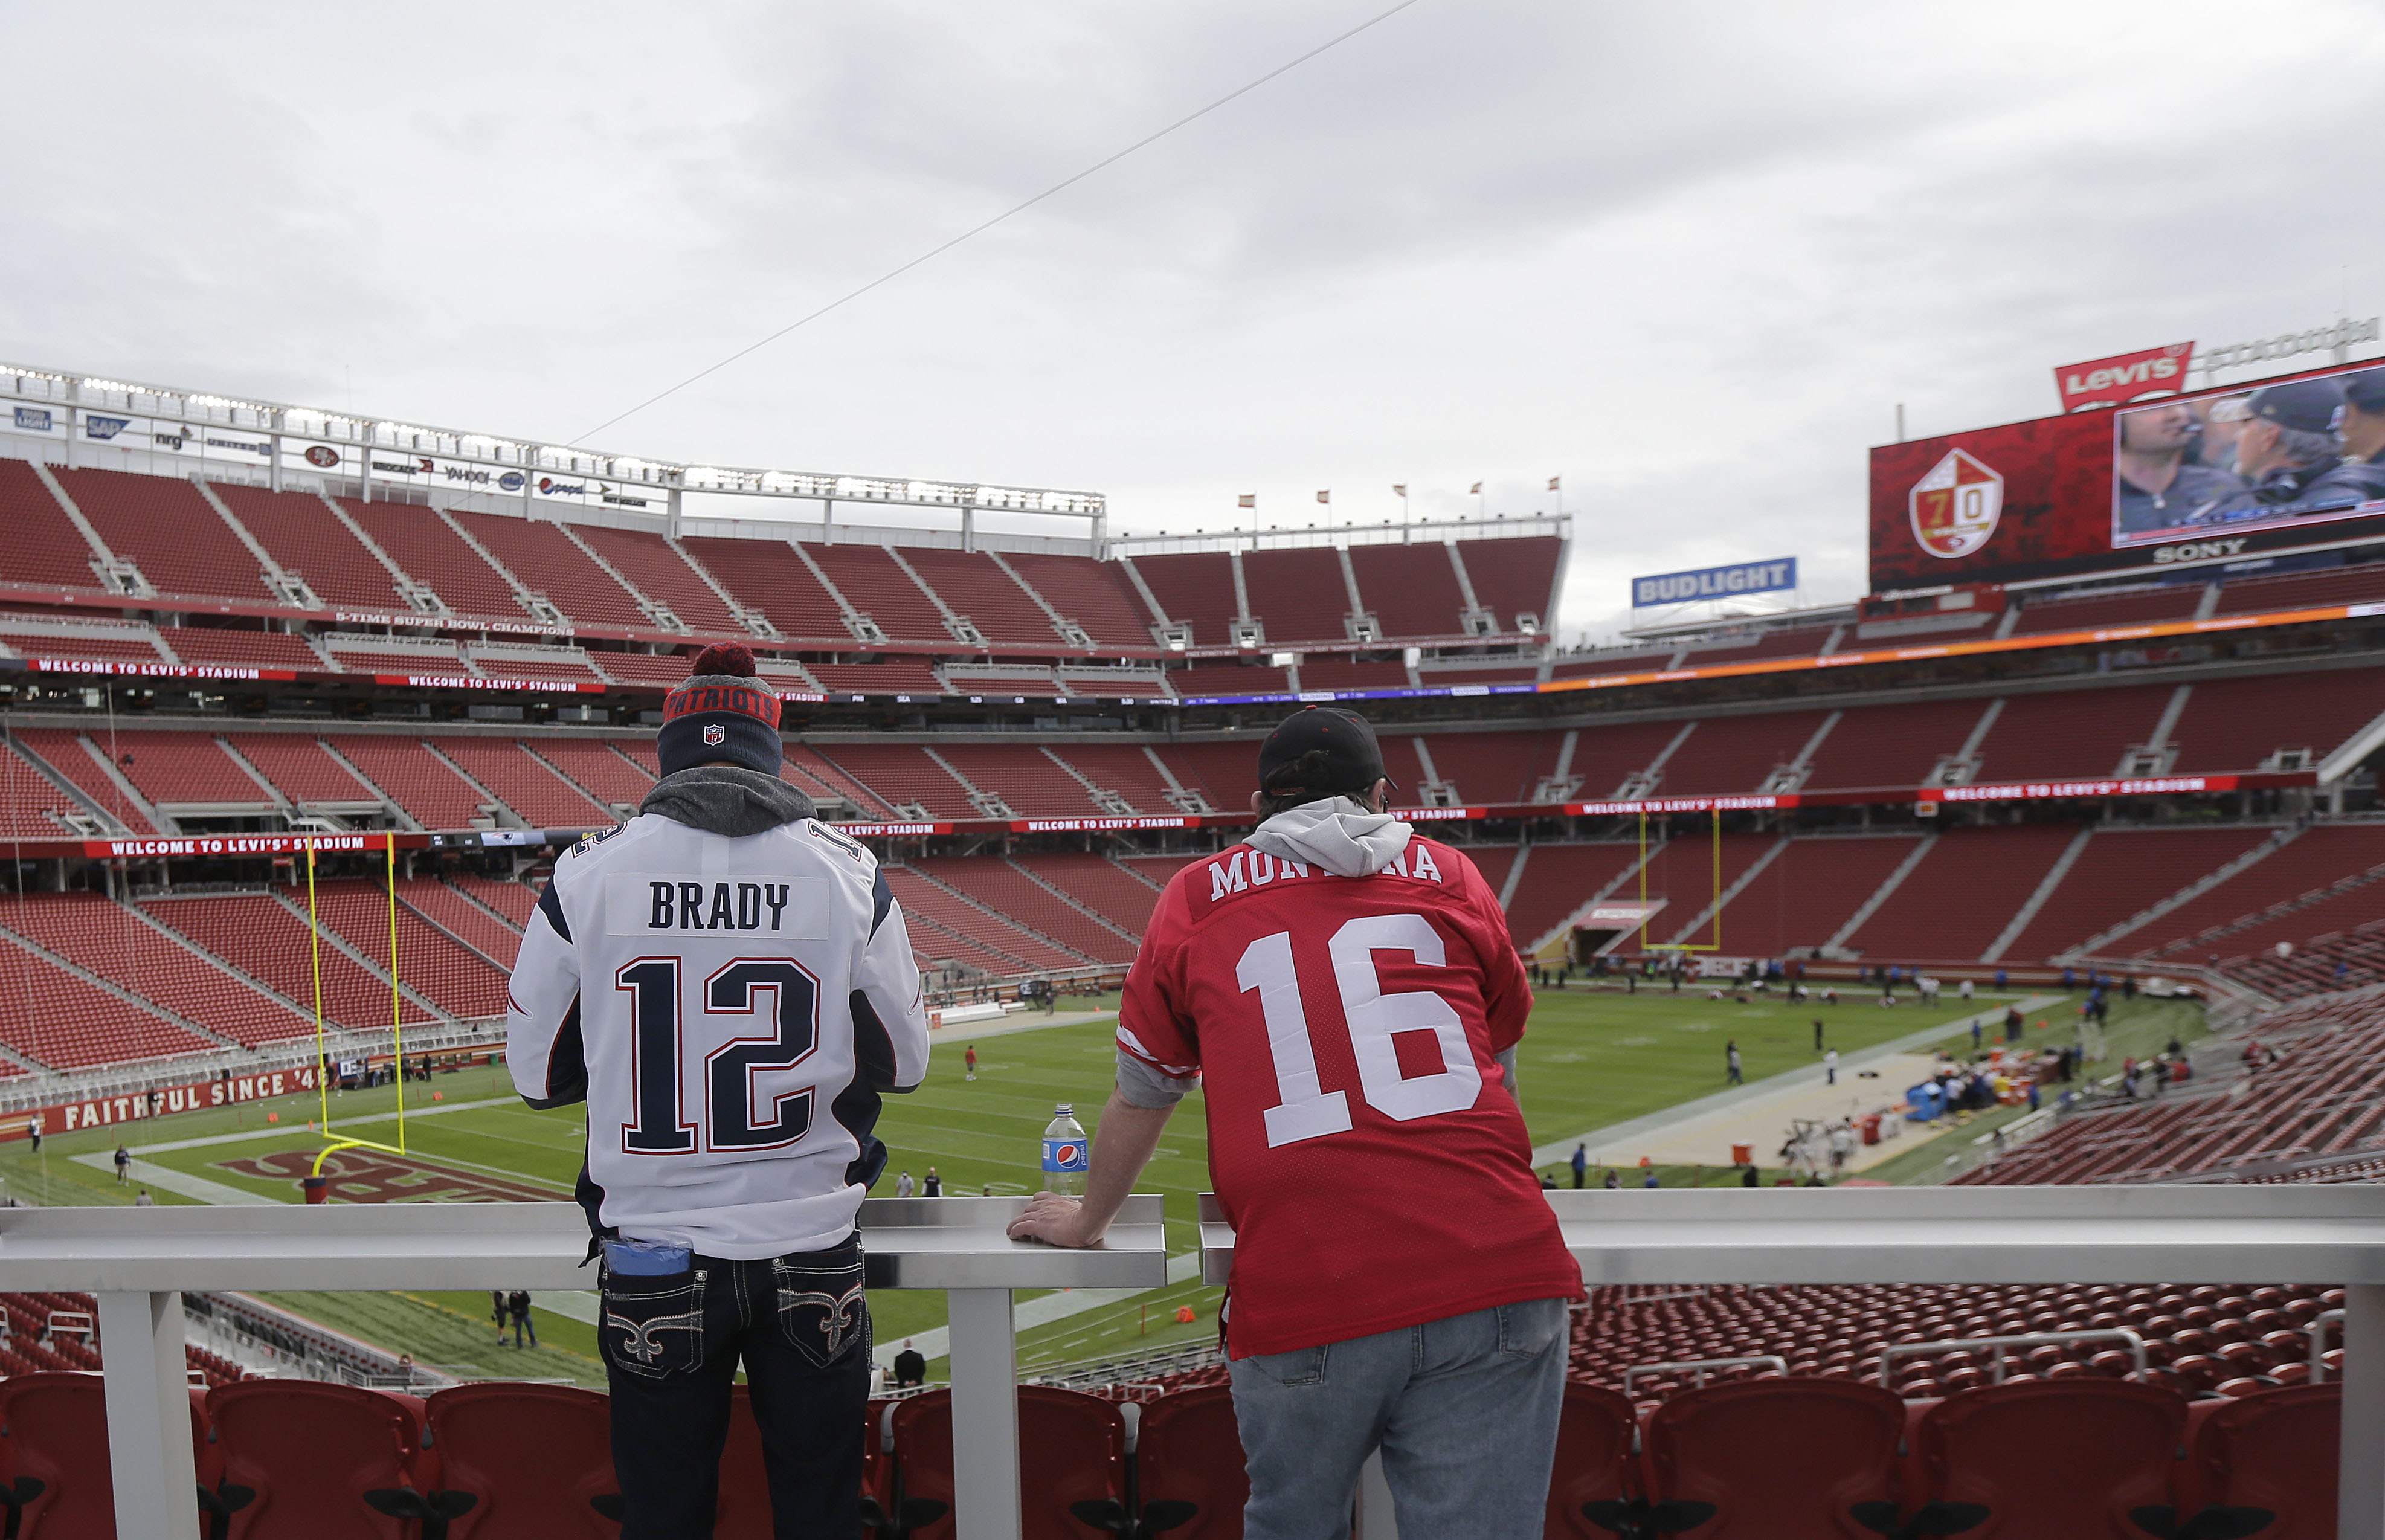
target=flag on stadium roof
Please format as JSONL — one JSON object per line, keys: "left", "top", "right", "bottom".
{"left": 1391, "top": 483, "right": 1406, "bottom": 496}
{"left": 1237, "top": 494, "right": 1255, "bottom": 507}
{"left": 1469, "top": 481, "right": 1482, "bottom": 494}
{"left": 1316, "top": 489, "right": 1330, "bottom": 503}
{"left": 1548, "top": 475, "right": 1561, "bottom": 491}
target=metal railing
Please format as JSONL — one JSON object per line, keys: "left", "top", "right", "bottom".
{"left": 1875, "top": 1328, "right": 2147, "bottom": 1389}
{"left": 1622, "top": 1354, "right": 1786, "bottom": 1394}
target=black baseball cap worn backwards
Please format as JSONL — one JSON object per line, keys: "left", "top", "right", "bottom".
{"left": 656, "top": 643, "right": 785, "bottom": 779}
{"left": 1257, "top": 706, "right": 1391, "bottom": 801}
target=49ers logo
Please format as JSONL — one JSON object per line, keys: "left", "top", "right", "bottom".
{"left": 1910, "top": 448, "right": 2004, "bottom": 559}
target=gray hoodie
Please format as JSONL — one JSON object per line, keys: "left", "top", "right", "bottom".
{"left": 1245, "top": 795, "right": 1414, "bottom": 878}
{"left": 639, "top": 765, "right": 816, "bottom": 837}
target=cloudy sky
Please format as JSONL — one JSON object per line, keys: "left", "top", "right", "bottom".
{"left": 4, "top": 2, "right": 2381, "bottom": 646}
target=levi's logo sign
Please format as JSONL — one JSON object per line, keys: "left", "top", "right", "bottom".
{"left": 605, "top": 875, "right": 829, "bottom": 937}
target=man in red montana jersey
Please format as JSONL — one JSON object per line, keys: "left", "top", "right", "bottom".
{"left": 1012, "top": 707, "right": 1580, "bottom": 1539}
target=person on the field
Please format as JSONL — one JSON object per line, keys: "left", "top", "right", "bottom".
{"left": 504, "top": 645, "right": 929, "bottom": 1539}
{"left": 922, "top": 1167, "right": 941, "bottom": 1197}
{"left": 113, "top": 1144, "right": 129, "bottom": 1184}
{"left": 1726, "top": 1040, "right": 1743, "bottom": 1085}
{"left": 1603, "top": 1168, "right": 1621, "bottom": 1190}
{"left": 1826, "top": 1048, "right": 1839, "bottom": 1086}
{"left": 507, "top": 1289, "right": 537, "bottom": 1349}
{"left": 965, "top": 1043, "right": 978, "bottom": 1081}
{"left": 1571, "top": 1143, "right": 1588, "bottom": 1188}
{"left": 895, "top": 1169, "right": 915, "bottom": 1198}
{"left": 1009, "top": 706, "right": 1579, "bottom": 1540}
{"left": 893, "top": 1340, "right": 926, "bottom": 1388}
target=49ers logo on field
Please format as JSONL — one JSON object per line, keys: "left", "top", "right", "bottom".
{"left": 1910, "top": 448, "right": 2004, "bottom": 559}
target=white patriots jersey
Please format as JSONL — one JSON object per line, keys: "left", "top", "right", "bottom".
{"left": 505, "top": 813, "right": 930, "bottom": 1259}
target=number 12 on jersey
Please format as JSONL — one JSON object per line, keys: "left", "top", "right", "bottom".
{"left": 617, "top": 956, "right": 823, "bottom": 1154}
{"left": 1237, "top": 913, "right": 1482, "bottom": 1149}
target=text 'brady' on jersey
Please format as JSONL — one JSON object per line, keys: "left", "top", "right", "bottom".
{"left": 1117, "top": 836, "right": 1580, "bottom": 1358}
{"left": 506, "top": 815, "right": 929, "bottom": 1260}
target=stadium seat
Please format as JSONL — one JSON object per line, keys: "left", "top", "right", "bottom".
{"left": 1542, "top": 1381, "right": 1637, "bottom": 1538}
{"left": 888, "top": 1387, "right": 1125, "bottom": 1539}
{"left": 1131, "top": 1384, "right": 1248, "bottom": 1539}
{"left": 1640, "top": 1377, "right": 1906, "bottom": 1539}
{"left": 1914, "top": 1379, "right": 2186, "bottom": 1538}
{"left": 423, "top": 1382, "right": 619, "bottom": 1538}
{"left": 205, "top": 1379, "right": 432, "bottom": 1539}
{"left": 0, "top": 1373, "right": 214, "bottom": 1540}
{"left": 2176, "top": 1382, "right": 2337, "bottom": 1539}
{"left": 715, "top": 1385, "right": 773, "bottom": 1540}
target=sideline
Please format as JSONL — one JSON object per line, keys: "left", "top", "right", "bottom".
{"left": 118, "top": 1094, "right": 526, "bottom": 1159}
{"left": 1528, "top": 994, "right": 2068, "bottom": 1169}
{"left": 929, "top": 1006, "right": 1118, "bottom": 1045}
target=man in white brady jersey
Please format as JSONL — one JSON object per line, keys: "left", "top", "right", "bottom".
{"left": 506, "top": 643, "right": 929, "bottom": 1538}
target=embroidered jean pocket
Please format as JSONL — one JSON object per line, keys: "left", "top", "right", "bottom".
{"left": 600, "top": 1268, "right": 707, "bottom": 1380}
{"left": 773, "top": 1253, "right": 870, "bottom": 1368}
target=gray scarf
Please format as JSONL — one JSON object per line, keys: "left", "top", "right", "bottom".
{"left": 639, "top": 765, "right": 817, "bottom": 837}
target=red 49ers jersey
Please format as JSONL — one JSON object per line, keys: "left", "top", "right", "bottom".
{"left": 1118, "top": 834, "right": 1581, "bottom": 1358}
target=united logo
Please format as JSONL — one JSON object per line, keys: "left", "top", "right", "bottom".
{"left": 1909, "top": 449, "right": 2004, "bottom": 559}
{"left": 703, "top": 723, "right": 727, "bottom": 746}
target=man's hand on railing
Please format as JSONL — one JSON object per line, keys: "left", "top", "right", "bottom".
{"left": 1008, "top": 1192, "right": 1105, "bottom": 1249}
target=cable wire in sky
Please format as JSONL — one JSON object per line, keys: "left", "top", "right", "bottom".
{"left": 569, "top": 0, "right": 1429, "bottom": 446}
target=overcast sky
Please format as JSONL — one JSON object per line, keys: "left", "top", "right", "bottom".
{"left": 4, "top": 2, "right": 2381, "bottom": 646}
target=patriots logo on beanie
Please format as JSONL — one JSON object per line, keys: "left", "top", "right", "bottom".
{"left": 656, "top": 643, "right": 786, "bottom": 778}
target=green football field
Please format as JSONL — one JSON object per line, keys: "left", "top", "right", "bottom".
{"left": 1, "top": 987, "right": 2205, "bottom": 1385}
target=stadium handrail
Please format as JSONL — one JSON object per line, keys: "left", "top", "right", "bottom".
{"left": 1199, "top": 1185, "right": 2385, "bottom": 1535}
{"left": 0, "top": 1194, "right": 1168, "bottom": 1540}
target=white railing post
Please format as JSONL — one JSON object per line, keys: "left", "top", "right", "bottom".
{"left": 2343, "top": 1283, "right": 2385, "bottom": 1539}
{"left": 946, "top": 1287, "right": 1022, "bottom": 1540}
{"left": 96, "top": 1289, "right": 199, "bottom": 1540}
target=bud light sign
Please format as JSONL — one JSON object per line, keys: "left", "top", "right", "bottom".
{"left": 1630, "top": 558, "right": 1797, "bottom": 608}
{"left": 1043, "top": 1139, "right": 1089, "bottom": 1173}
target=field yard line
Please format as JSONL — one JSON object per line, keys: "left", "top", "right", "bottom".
{"left": 1527, "top": 994, "right": 2067, "bottom": 1168}
{"left": 119, "top": 1094, "right": 526, "bottom": 1158}
{"left": 70, "top": 1152, "right": 280, "bottom": 1206}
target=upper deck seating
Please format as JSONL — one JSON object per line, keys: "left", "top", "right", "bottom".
{"left": 213, "top": 485, "right": 402, "bottom": 608}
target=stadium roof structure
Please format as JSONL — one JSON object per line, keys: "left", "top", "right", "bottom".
{"left": 0, "top": 358, "right": 1107, "bottom": 528}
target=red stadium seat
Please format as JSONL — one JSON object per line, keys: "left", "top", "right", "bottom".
{"left": 889, "top": 1387, "right": 1126, "bottom": 1539}
{"left": 205, "top": 1379, "right": 431, "bottom": 1540}
{"left": 1543, "top": 1382, "right": 1637, "bottom": 1538}
{"left": 2178, "top": 1383, "right": 2337, "bottom": 1539}
{"left": 0, "top": 1373, "right": 215, "bottom": 1540}
{"left": 1641, "top": 1377, "right": 1906, "bottom": 1539}
{"left": 1916, "top": 1379, "right": 2186, "bottom": 1538}
{"left": 1132, "top": 1384, "right": 1249, "bottom": 1540}
{"left": 714, "top": 1385, "right": 774, "bottom": 1540}
{"left": 423, "top": 1382, "right": 619, "bottom": 1538}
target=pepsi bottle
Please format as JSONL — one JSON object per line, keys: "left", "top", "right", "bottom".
{"left": 1041, "top": 1104, "right": 1088, "bottom": 1197}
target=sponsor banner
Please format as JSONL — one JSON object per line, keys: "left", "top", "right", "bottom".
{"left": 1937, "top": 775, "right": 2235, "bottom": 804}
{"left": 534, "top": 473, "right": 660, "bottom": 511}
{"left": 1873, "top": 355, "right": 2385, "bottom": 591}
{"left": 2053, "top": 343, "right": 2193, "bottom": 412}
{"left": 86, "top": 833, "right": 406, "bottom": 859}
{"left": 774, "top": 691, "right": 830, "bottom": 703}
{"left": 1630, "top": 558, "right": 1797, "bottom": 608}
{"left": 30, "top": 658, "right": 284, "bottom": 682}
{"left": 84, "top": 414, "right": 130, "bottom": 440}
{"left": 831, "top": 821, "right": 950, "bottom": 837}
{"left": 1014, "top": 816, "right": 1193, "bottom": 833}
{"left": 2, "top": 1064, "right": 323, "bottom": 1139}
{"left": 372, "top": 673, "right": 605, "bottom": 694}
{"left": 12, "top": 407, "right": 53, "bottom": 431}
{"left": 1566, "top": 794, "right": 1790, "bottom": 816}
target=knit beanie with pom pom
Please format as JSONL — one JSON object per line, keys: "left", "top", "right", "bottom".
{"left": 655, "top": 643, "right": 784, "bottom": 779}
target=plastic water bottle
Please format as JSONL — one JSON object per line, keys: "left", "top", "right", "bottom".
{"left": 1041, "top": 1104, "right": 1089, "bottom": 1197}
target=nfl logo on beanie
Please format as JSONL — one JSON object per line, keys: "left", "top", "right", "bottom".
{"left": 657, "top": 644, "right": 784, "bottom": 778}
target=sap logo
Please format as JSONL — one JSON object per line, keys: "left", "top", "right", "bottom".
{"left": 648, "top": 880, "right": 790, "bottom": 932}
{"left": 2152, "top": 539, "right": 2248, "bottom": 564}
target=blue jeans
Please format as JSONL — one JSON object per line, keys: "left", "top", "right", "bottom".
{"left": 598, "top": 1239, "right": 871, "bottom": 1539}
{"left": 1228, "top": 1297, "right": 1569, "bottom": 1540}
